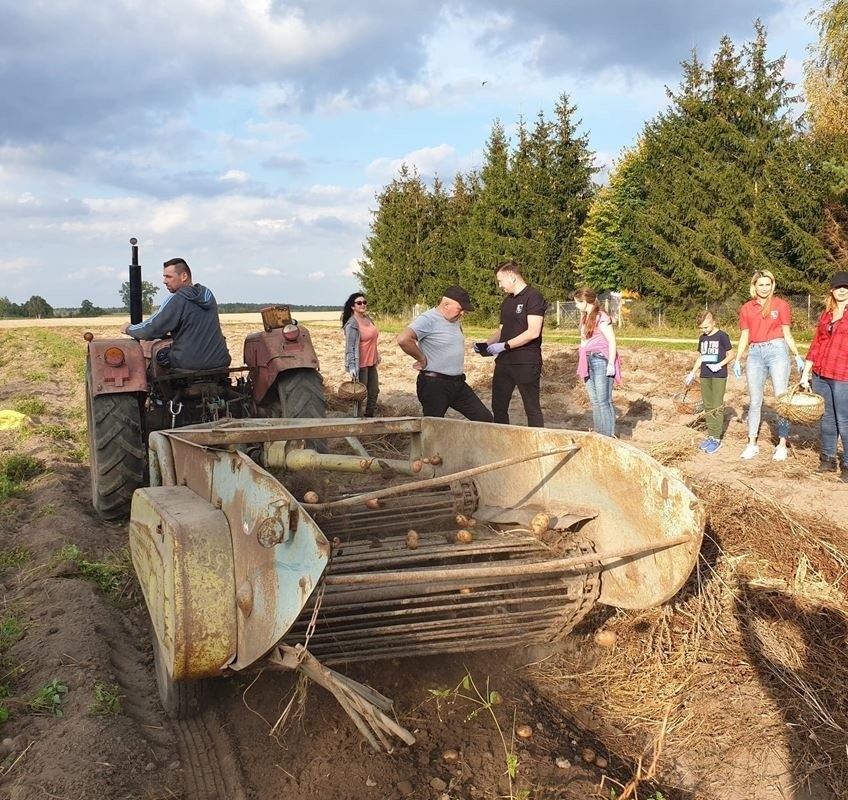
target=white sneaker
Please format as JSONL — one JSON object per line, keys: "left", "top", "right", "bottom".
{"left": 740, "top": 444, "right": 760, "bottom": 460}
{"left": 772, "top": 444, "right": 788, "bottom": 462}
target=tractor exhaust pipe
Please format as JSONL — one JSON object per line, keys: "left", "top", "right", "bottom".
{"left": 129, "top": 236, "right": 142, "bottom": 325}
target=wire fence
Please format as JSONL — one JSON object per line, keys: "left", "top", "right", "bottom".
{"left": 552, "top": 294, "right": 826, "bottom": 332}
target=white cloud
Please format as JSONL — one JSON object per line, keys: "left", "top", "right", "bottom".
{"left": 220, "top": 169, "right": 251, "bottom": 184}
{"left": 342, "top": 257, "right": 360, "bottom": 277}
{"left": 308, "top": 271, "right": 326, "bottom": 281}
{"left": 366, "top": 144, "right": 460, "bottom": 182}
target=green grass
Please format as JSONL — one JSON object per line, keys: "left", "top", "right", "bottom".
{"left": 36, "top": 423, "right": 80, "bottom": 443}
{"left": 0, "top": 454, "right": 45, "bottom": 501}
{"left": 54, "top": 544, "right": 135, "bottom": 602}
{"left": 27, "top": 678, "right": 68, "bottom": 717}
{"left": 0, "top": 547, "right": 30, "bottom": 572}
{"left": 89, "top": 681, "right": 123, "bottom": 715}
{"left": 10, "top": 397, "right": 47, "bottom": 416}
{"left": 0, "top": 616, "right": 24, "bottom": 652}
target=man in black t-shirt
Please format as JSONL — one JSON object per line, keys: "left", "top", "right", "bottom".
{"left": 485, "top": 261, "right": 547, "bottom": 427}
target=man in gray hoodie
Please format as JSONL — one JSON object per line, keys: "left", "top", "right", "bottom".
{"left": 120, "top": 258, "right": 231, "bottom": 370}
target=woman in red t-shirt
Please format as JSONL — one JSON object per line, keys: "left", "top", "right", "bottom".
{"left": 800, "top": 271, "right": 848, "bottom": 481}
{"left": 732, "top": 270, "right": 804, "bottom": 462}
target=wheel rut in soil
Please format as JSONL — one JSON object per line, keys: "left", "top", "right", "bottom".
{"left": 173, "top": 710, "right": 251, "bottom": 800}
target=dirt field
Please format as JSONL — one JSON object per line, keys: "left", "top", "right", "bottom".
{"left": 0, "top": 320, "right": 845, "bottom": 800}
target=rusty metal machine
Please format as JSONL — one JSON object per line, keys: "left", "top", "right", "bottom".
{"left": 128, "top": 415, "right": 705, "bottom": 744}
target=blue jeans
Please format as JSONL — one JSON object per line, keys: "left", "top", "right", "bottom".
{"left": 745, "top": 339, "right": 790, "bottom": 440}
{"left": 585, "top": 352, "right": 615, "bottom": 437}
{"left": 812, "top": 374, "right": 848, "bottom": 466}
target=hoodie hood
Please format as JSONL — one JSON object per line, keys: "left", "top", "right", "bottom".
{"left": 177, "top": 283, "right": 215, "bottom": 310}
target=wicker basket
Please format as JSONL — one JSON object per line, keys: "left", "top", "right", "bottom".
{"left": 775, "top": 384, "right": 825, "bottom": 425}
{"left": 338, "top": 380, "right": 368, "bottom": 402}
{"left": 672, "top": 383, "right": 704, "bottom": 415}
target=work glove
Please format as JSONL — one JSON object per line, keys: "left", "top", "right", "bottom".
{"left": 794, "top": 355, "right": 805, "bottom": 374}
{"left": 605, "top": 363, "right": 616, "bottom": 377}
{"left": 684, "top": 372, "right": 695, "bottom": 386}
{"left": 706, "top": 363, "right": 723, "bottom": 373}
{"left": 732, "top": 360, "right": 742, "bottom": 379}
{"left": 350, "top": 371, "right": 359, "bottom": 382}
{"left": 799, "top": 374, "right": 811, "bottom": 390}
{"left": 487, "top": 342, "right": 507, "bottom": 355}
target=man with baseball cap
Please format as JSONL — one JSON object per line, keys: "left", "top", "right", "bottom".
{"left": 396, "top": 286, "right": 493, "bottom": 421}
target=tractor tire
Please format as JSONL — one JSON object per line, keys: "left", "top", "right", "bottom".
{"left": 152, "top": 631, "right": 205, "bottom": 719}
{"left": 86, "top": 380, "right": 146, "bottom": 520}
{"left": 275, "top": 368, "right": 326, "bottom": 419}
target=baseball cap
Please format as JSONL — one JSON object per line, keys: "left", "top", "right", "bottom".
{"left": 443, "top": 285, "right": 474, "bottom": 311}
{"left": 830, "top": 271, "right": 848, "bottom": 289}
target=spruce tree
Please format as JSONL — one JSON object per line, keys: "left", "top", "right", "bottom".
{"left": 358, "top": 165, "right": 433, "bottom": 313}
{"left": 461, "top": 121, "right": 519, "bottom": 315}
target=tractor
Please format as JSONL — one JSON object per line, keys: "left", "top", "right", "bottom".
{"left": 84, "top": 238, "right": 325, "bottom": 519}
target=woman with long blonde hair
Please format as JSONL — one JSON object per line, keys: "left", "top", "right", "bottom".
{"left": 732, "top": 270, "right": 804, "bottom": 461}
{"left": 573, "top": 288, "right": 620, "bottom": 437}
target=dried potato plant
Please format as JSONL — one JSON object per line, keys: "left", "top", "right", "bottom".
{"left": 532, "top": 481, "right": 848, "bottom": 798}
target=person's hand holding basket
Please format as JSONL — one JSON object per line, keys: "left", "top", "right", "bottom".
{"left": 775, "top": 382, "right": 825, "bottom": 425}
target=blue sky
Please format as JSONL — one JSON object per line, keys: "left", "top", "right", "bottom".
{"left": 0, "top": 0, "right": 817, "bottom": 309}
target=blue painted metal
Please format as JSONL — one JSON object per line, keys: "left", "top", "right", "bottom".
{"left": 153, "top": 432, "right": 330, "bottom": 671}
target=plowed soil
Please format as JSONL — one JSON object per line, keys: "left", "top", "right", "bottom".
{"left": 0, "top": 319, "right": 844, "bottom": 800}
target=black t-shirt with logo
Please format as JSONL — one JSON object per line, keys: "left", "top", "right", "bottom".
{"left": 499, "top": 285, "right": 547, "bottom": 364}
{"left": 698, "top": 330, "right": 732, "bottom": 379}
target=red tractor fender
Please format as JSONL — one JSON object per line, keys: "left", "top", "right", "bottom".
{"left": 86, "top": 337, "right": 149, "bottom": 398}
{"left": 243, "top": 325, "right": 321, "bottom": 404}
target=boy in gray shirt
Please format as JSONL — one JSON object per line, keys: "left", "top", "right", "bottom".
{"left": 396, "top": 286, "right": 493, "bottom": 422}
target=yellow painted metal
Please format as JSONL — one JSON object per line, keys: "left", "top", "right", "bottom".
{"left": 153, "top": 437, "right": 331, "bottom": 671}
{"left": 129, "top": 486, "right": 237, "bottom": 681}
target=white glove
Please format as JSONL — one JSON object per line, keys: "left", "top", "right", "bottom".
{"left": 706, "top": 363, "right": 723, "bottom": 373}
{"left": 684, "top": 373, "right": 694, "bottom": 386}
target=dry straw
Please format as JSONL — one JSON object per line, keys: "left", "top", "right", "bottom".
{"left": 532, "top": 480, "right": 848, "bottom": 799}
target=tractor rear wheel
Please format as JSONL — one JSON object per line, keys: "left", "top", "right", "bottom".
{"left": 86, "top": 376, "right": 146, "bottom": 520}
{"left": 275, "top": 368, "right": 326, "bottom": 419}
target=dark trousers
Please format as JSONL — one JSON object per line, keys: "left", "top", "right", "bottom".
{"left": 356, "top": 365, "right": 379, "bottom": 416}
{"left": 416, "top": 374, "right": 493, "bottom": 422}
{"left": 491, "top": 360, "right": 544, "bottom": 427}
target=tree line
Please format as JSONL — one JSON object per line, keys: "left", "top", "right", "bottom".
{"left": 0, "top": 284, "right": 343, "bottom": 320}
{"left": 357, "top": 8, "right": 848, "bottom": 323}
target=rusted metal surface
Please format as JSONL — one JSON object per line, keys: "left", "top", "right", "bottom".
{"left": 415, "top": 419, "right": 705, "bottom": 609}
{"left": 315, "top": 482, "right": 477, "bottom": 539}
{"left": 150, "top": 432, "right": 330, "bottom": 671}
{"left": 283, "top": 527, "right": 601, "bottom": 664}
{"left": 302, "top": 443, "right": 580, "bottom": 513}
{"left": 86, "top": 337, "right": 148, "bottom": 396}
{"left": 269, "top": 444, "right": 436, "bottom": 479}
{"left": 134, "top": 415, "right": 704, "bottom": 682}
{"left": 128, "top": 486, "right": 237, "bottom": 681}
{"left": 166, "top": 417, "right": 423, "bottom": 446}
{"left": 243, "top": 325, "right": 321, "bottom": 403}
{"left": 322, "top": 534, "right": 691, "bottom": 587}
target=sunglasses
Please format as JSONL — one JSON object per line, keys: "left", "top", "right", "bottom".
{"left": 354, "top": 300, "right": 367, "bottom": 306}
